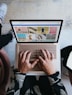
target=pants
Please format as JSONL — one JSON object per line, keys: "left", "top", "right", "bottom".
{"left": 0, "top": 23, "right": 13, "bottom": 49}
{"left": 20, "top": 76, "right": 53, "bottom": 95}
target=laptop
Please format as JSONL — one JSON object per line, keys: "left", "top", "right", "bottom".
{"left": 10, "top": 20, "right": 63, "bottom": 75}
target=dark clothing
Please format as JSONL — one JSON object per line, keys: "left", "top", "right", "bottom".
{"left": 0, "top": 23, "right": 2, "bottom": 35}
{"left": 6, "top": 70, "right": 68, "bottom": 95}
{"left": 61, "top": 46, "right": 72, "bottom": 65}
{"left": 61, "top": 46, "right": 72, "bottom": 71}
{"left": 0, "top": 24, "right": 13, "bottom": 49}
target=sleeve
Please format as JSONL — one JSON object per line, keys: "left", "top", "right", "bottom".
{"left": 6, "top": 69, "right": 26, "bottom": 95}
{"left": 0, "top": 33, "right": 13, "bottom": 49}
{"left": 48, "top": 72, "right": 68, "bottom": 95}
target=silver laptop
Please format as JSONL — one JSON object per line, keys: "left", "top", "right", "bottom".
{"left": 10, "top": 20, "right": 63, "bottom": 75}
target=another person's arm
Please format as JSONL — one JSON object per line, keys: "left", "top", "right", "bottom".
{"left": 38, "top": 49, "right": 68, "bottom": 95}
{"left": 0, "top": 49, "right": 10, "bottom": 95}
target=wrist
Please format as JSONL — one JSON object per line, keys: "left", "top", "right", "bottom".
{"left": 48, "top": 71, "right": 59, "bottom": 79}
{"left": 46, "top": 69, "right": 56, "bottom": 75}
{"left": 14, "top": 69, "right": 26, "bottom": 75}
{"left": 19, "top": 69, "right": 28, "bottom": 74}
{"left": 47, "top": 71, "right": 56, "bottom": 76}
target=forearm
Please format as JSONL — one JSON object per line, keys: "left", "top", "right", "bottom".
{"left": 48, "top": 72, "right": 68, "bottom": 95}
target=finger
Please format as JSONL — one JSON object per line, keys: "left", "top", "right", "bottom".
{"left": 21, "top": 50, "right": 30, "bottom": 63}
{"left": 45, "top": 49, "right": 51, "bottom": 59}
{"left": 50, "top": 52, "right": 54, "bottom": 60}
{"left": 32, "top": 59, "right": 39, "bottom": 68}
{"left": 39, "top": 56, "right": 45, "bottom": 63}
{"left": 41, "top": 49, "right": 47, "bottom": 59}
{"left": 19, "top": 51, "right": 24, "bottom": 60}
{"left": 26, "top": 51, "right": 32, "bottom": 62}
{"left": 18, "top": 51, "right": 24, "bottom": 66}
{"left": 37, "top": 60, "right": 42, "bottom": 70}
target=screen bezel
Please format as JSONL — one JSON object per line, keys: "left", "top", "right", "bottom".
{"left": 10, "top": 19, "right": 63, "bottom": 43}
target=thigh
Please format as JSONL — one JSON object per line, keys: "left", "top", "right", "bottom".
{"left": 38, "top": 76, "right": 53, "bottom": 95}
{"left": 20, "top": 76, "right": 36, "bottom": 94}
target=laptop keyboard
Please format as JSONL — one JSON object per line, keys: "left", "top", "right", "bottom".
{"left": 16, "top": 44, "right": 58, "bottom": 71}
{"left": 17, "top": 44, "right": 57, "bottom": 61}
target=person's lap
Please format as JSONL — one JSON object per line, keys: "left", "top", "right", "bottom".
{"left": 20, "top": 76, "right": 53, "bottom": 95}
{"left": 39, "top": 76, "right": 53, "bottom": 95}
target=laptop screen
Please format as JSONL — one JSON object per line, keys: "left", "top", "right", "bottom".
{"left": 10, "top": 20, "right": 63, "bottom": 43}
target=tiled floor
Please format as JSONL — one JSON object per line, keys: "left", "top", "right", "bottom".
{"left": 0, "top": 0, "right": 72, "bottom": 94}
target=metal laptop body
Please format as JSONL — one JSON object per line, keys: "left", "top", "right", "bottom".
{"left": 10, "top": 20, "right": 63, "bottom": 75}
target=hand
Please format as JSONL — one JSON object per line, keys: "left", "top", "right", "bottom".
{"left": 18, "top": 50, "right": 39, "bottom": 73}
{"left": 38, "top": 49, "right": 56, "bottom": 75}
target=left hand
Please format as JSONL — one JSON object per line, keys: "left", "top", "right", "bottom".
{"left": 18, "top": 50, "right": 39, "bottom": 73}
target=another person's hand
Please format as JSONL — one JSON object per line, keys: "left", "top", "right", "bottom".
{"left": 18, "top": 50, "right": 39, "bottom": 73}
{"left": 38, "top": 49, "right": 56, "bottom": 75}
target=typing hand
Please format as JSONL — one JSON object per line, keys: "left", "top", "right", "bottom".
{"left": 38, "top": 49, "right": 56, "bottom": 75}
{"left": 18, "top": 50, "right": 39, "bottom": 73}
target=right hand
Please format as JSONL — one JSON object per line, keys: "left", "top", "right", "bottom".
{"left": 38, "top": 49, "right": 56, "bottom": 75}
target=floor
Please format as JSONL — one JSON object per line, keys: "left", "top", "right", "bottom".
{"left": 0, "top": 0, "right": 72, "bottom": 95}
{"left": 1, "top": 0, "right": 72, "bottom": 33}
